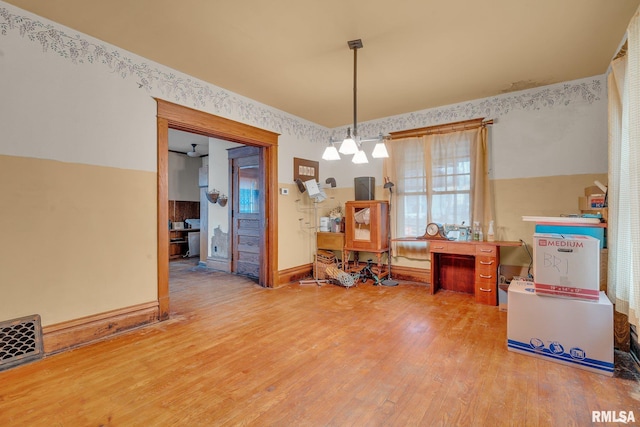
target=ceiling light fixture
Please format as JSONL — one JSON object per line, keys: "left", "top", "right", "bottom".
{"left": 322, "top": 39, "right": 389, "bottom": 163}
{"left": 186, "top": 143, "right": 200, "bottom": 157}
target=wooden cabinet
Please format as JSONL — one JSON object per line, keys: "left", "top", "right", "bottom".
{"left": 343, "top": 200, "right": 390, "bottom": 281}
{"left": 168, "top": 200, "right": 200, "bottom": 259}
{"left": 344, "top": 200, "right": 389, "bottom": 252}
{"left": 170, "top": 228, "right": 200, "bottom": 259}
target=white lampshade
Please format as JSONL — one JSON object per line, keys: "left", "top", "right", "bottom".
{"left": 352, "top": 149, "right": 368, "bottom": 164}
{"left": 371, "top": 141, "right": 389, "bottom": 158}
{"left": 339, "top": 136, "right": 358, "bottom": 155}
{"left": 322, "top": 145, "right": 341, "bottom": 161}
{"left": 339, "top": 128, "right": 358, "bottom": 155}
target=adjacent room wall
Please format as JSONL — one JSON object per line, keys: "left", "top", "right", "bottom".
{"left": 168, "top": 152, "right": 201, "bottom": 202}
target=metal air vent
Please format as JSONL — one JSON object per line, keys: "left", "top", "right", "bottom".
{"left": 0, "top": 314, "right": 43, "bottom": 371}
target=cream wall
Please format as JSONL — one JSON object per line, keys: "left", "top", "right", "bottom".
{"left": 0, "top": 2, "right": 612, "bottom": 328}
{"left": 168, "top": 152, "right": 201, "bottom": 202}
{"left": 206, "top": 138, "right": 242, "bottom": 258}
{"left": 0, "top": 156, "right": 157, "bottom": 324}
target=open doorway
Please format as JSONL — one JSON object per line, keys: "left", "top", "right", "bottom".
{"left": 156, "top": 99, "right": 279, "bottom": 321}
{"left": 167, "top": 129, "right": 207, "bottom": 263}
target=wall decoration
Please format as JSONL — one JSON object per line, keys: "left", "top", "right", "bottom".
{"left": 293, "top": 158, "right": 319, "bottom": 183}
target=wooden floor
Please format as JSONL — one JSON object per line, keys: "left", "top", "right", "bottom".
{"left": 1, "top": 260, "right": 639, "bottom": 426}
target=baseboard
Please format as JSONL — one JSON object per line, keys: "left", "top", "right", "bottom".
{"left": 277, "top": 263, "right": 430, "bottom": 286}
{"left": 389, "top": 265, "right": 430, "bottom": 284}
{"left": 277, "top": 263, "right": 313, "bottom": 287}
{"left": 205, "top": 257, "right": 231, "bottom": 272}
{"left": 42, "top": 301, "right": 159, "bottom": 355}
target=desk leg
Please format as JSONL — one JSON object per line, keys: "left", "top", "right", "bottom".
{"left": 343, "top": 249, "right": 351, "bottom": 272}
{"left": 430, "top": 251, "right": 438, "bottom": 295}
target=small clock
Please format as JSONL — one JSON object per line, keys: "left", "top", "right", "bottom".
{"left": 420, "top": 222, "right": 448, "bottom": 239}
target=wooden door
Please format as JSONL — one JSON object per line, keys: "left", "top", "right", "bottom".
{"left": 229, "top": 146, "right": 264, "bottom": 283}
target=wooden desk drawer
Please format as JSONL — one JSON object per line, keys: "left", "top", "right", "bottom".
{"left": 430, "top": 242, "right": 475, "bottom": 255}
{"left": 475, "top": 281, "right": 497, "bottom": 305}
{"left": 317, "top": 232, "right": 345, "bottom": 251}
{"left": 476, "top": 245, "right": 498, "bottom": 256}
{"left": 476, "top": 271, "right": 496, "bottom": 283}
{"left": 476, "top": 256, "right": 497, "bottom": 276}
{"left": 476, "top": 256, "right": 497, "bottom": 268}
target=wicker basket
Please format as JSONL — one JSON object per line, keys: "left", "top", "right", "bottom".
{"left": 314, "top": 250, "right": 337, "bottom": 279}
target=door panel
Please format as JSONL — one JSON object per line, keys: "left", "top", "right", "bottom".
{"left": 230, "top": 146, "right": 264, "bottom": 283}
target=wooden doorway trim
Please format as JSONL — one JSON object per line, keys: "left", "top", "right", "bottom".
{"left": 156, "top": 99, "right": 279, "bottom": 320}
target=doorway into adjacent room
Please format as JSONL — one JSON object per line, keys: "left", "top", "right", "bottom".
{"left": 156, "top": 99, "right": 279, "bottom": 321}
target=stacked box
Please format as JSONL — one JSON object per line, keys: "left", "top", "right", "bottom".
{"left": 579, "top": 185, "right": 608, "bottom": 221}
{"left": 533, "top": 233, "right": 600, "bottom": 301}
{"left": 534, "top": 223, "right": 605, "bottom": 248}
{"left": 507, "top": 280, "right": 613, "bottom": 376}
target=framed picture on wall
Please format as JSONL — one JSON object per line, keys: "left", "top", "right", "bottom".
{"left": 293, "top": 157, "right": 319, "bottom": 183}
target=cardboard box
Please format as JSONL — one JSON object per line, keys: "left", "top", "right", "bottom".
{"left": 498, "top": 283, "right": 509, "bottom": 312}
{"left": 533, "top": 234, "right": 600, "bottom": 300}
{"left": 584, "top": 185, "right": 603, "bottom": 196}
{"left": 534, "top": 222, "right": 605, "bottom": 249}
{"left": 578, "top": 195, "right": 606, "bottom": 210}
{"left": 507, "top": 280, "right": 613, "bottom": 376}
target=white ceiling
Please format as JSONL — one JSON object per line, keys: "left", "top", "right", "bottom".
{"left": 6, "top": 0, "right": 639, "bottom": 143}
{"left": 168, "top": 129, "right": 209, "bottom": 157}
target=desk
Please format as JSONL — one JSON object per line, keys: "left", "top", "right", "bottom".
{"left": 317, "top": 232, "right": 345, "bottom": 252}
{"left": 393, "top": 238, "right": 521, "bottom": 305}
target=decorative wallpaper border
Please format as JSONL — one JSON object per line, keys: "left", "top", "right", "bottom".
{"left": 1, "top": 4, "right": 603, "bottom": 145}
{"left": 0, "top": 5, "right": 328, "bottom": 144}
{"left": 349, "top": 78, "right": 602, "bottom": 140}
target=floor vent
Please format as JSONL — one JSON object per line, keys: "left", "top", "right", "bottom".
{"left": 0, "top": 314, "right": 43, "bottom": 371}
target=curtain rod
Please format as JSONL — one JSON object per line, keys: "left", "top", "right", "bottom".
{"left": 387, "top": 118, "right": 493, "bottom": 140}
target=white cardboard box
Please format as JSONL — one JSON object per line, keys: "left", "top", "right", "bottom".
{"left": 533, "top": 233, "right": 600, "bottom": 301}
{"left": 507, "top": 280, "right": 613, "bottom": 376}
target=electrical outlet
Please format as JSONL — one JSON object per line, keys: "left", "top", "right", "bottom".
{"left": 280, "top": 188, "right": 289, "bottom": 195}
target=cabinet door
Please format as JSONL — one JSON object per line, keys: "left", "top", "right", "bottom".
{"left": 345, "top": 201, "right": 389, "bottom": 251}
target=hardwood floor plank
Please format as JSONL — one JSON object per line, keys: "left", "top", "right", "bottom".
{"left": 0, "top": 259, "right": 638, "bottom": 426}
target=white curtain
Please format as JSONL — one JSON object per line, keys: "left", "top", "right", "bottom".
{"left": 607, "top": 8, "right": 640, "bottom": 328}
{"left": 384, "top": 127, "right": 491, "bottom": 259}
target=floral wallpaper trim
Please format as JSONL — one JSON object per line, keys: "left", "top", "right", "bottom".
{"left": 0, "top": 5, "right": 328, "bottom": 143}
{"left": 1, "top": 5, "right": 602, "bottom": 145}
{"left": 333, "top": 78, "right": 603, "bottom": 140}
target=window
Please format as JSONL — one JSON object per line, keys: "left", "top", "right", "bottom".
{"left": 384, "top": 124, "right": 489, "bottom": 258}
{"left": 430, "top": 136, "right": 471, "bottom": 225}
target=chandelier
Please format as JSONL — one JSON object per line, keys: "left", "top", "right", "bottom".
{"left": 322, "top": 39, "right": 388, "bottom": 164}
